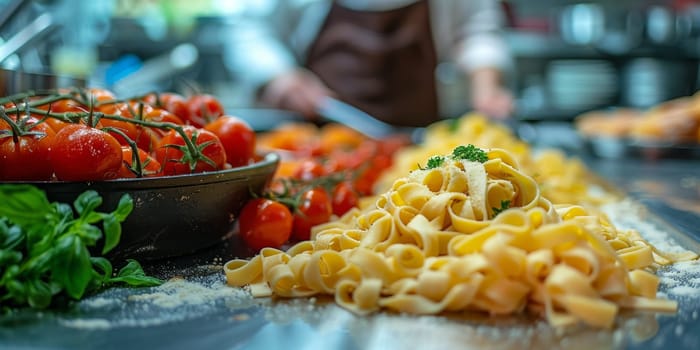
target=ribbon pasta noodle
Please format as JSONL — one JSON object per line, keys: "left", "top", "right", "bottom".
{"left": 224, "top": 146, "right": 689, "bottom": 329}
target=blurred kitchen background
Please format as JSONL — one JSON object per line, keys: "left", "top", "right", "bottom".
{"left": 1, "top": 0, "right": 699, "bottom": 123}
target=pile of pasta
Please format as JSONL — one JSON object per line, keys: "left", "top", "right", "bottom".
{"left": 225, "top": 146, "right": 688, "bottom": 329}
{"left": 377, "top": 114, "right": 616, "bottom": 207}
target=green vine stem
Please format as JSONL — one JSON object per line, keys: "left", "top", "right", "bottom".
{"left": 1, "top": 90, "right": 210, "bottom": 173}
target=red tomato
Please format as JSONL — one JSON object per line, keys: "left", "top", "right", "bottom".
{"left": 86, "top": 88, "right": 117, "bottom": 103}
{"left": 331, "top": 182, "right": 359, "bottom": 216}
{"left": 292, "top": 188, "right": 332, "bottom": 241}
{"left": 39, "top": 98, "right": 87, "bottom": 114}
{"left": 99, "top": 117, "right": 139, "bottom": 146}
{"left": 293, "top": 159, "right": 326, "bottom": 181}
{"left": 143, "top": 92, "right": 189, "bottom": 121}
{"left": 186, "top": 94, "right": 224, "bottom": 128}
{"left": 118, "top": 146, "right": 162, "bottom": 178}
{"left": 143, "top": 108, "right": 185, "bottom": 137}
{"left": 0, "top": 118, "right": 55, "bottom": 181}
{"left": 51, "top": 124, "right": 122, "bottom": 181}
{"left": 204, "top": 116, "right": 255, "bottom": 168}
{"left": 96, "top": 102, "right": 155, "bottom": 151}
{"left": 239, "top": 198, "right": 293, "bottom": 250}
{"left": 155, "top": 125, "right": 227, "bottom": 175}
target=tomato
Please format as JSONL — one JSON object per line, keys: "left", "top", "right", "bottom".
{"left": 186, "top": 94, "right": 225, "bottom": 128}
{"left": 293, "top": 159, "right": 326, "bottom": 181}
{"left": 0, "top": 118, "right": 55, "bottom": 181}
{"left": 331, "top": 182, "right": 358, "bottom": 216}
{"left": 118, "top": 146, "right": 162, "bottom": 178}
{"left": 155, "top": 125, "right": 227, "bottom": 175}
{"left": 239, "top": 198, "right": 293, "bottom": 250}
{"left": 143, "top": 108, "right": 185, "bottom": 136}
{"left": 143, "top": 92, "right": 189, "bottom": 121}
{"left": 292, "top": 188, "right": 332, "bottom": 241}
{"left": 87, "top": 88, "right": 117, "bottom": 103}
{"left": 39, "top": 98, "right": 87, "bottom": 114}
{"left": 99, "top": 117, "right": 139, "bottom": 146}
{"left": 50, "top": 124, "right": 122, "bottom": 181}
{"left": 204, "top": 116, "right": 256, "bottom": 168}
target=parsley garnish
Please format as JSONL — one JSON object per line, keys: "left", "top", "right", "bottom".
{"left": 451, "top": 145, "right": 488, "bottom": 163}
{"left": 491, "top": 200, "right": 511, "bottom": 218}
{"left": 426, "top": 156, "right": 445, "bottom": 169}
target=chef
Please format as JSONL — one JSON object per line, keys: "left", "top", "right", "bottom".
{"left": 225, "top": 0, "right": 513, "bottom": 127}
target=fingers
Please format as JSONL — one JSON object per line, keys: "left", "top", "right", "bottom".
{"left": 261, "top": 69, "right": 334, "bottom": 119}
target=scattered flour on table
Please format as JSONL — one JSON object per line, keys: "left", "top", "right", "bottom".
{"left": 58, "top": 270, "right": 256, "bottom": 330}
{"left": 601, "top": 199, "right": 696, "bottom": 254}
{"left": 602, "top": 200, "right": 700, "bottom": 302}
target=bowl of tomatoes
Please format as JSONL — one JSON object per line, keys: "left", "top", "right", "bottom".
{"left": 0, "top": 88, "right": 277, "bottom": 259}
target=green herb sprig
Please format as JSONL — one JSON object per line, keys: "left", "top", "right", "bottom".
{"left": 451, "top": 144, "right": 488, "bottom": 163}
{"left": 0, "top": 185, "right": 162, "bottom": 310}
{"left": 491, "top": 200, "right": 511, "bottom": 218}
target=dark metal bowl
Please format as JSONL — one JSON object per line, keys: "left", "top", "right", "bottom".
{"left": 18, "top": 152, "right": 279, "bottom": 260}
{"left": 0, "top": 68, "right": 85, "bottom": 96}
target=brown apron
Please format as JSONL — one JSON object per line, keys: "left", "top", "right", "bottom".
{"left": 305, "top": 0, "right": 439, "bottom": 127}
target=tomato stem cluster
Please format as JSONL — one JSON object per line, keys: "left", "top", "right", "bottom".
{"left": 1, "top": 89, "right": 211, "bottom": 176}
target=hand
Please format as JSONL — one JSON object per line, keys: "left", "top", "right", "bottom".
{"left": 469, "top": 68, "right": 514, "bottom": 120}
{"left": 471, "top": 84, "right": 514, "bottom": 120}
{"left": 259, "top": 68, "right": 334, "bottom": 119}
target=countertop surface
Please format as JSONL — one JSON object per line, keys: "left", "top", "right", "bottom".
{"left": 1, "top": 123, "right": 699, "bottom": 350}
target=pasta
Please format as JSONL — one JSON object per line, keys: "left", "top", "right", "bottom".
{"left": 376, "top": 114, "right": 618, "bottom": 206}
{"left": 225, "top": 145, "right": 691, "bottom": 329}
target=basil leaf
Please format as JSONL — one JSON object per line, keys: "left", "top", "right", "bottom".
{"left": 0, "top": 249, "right": 22, "bottom": 268}
{"left": 52, "top": 235, "right": 92, "bottom": 299}
{"left": 90, "top": 257, "right": 113, "bottom": 282}
{"left": 0, "top": 221, "right": 24, "bottom": 250}
{"left": 113, "top": 194, "right": 134, "bottom": 222}
{"left": 109, "top": 259, "right": 162, "bottom": 287}
{"left": 0, "top": 185, "right": 53, "bottom": 230}
{"left": 74, "top": 190, "right": 102, "bottom": 216}
{"left": 27, "top": 279, "right": 52, "bottom": 309}
{"left": 101, "top": 214, "right": 120, "bottom": 254}
{"left": 69, "top": 222, "right": 102, "bottom": 246}
{"left": 54, "top": 202, "right": 74, "bottom": 222}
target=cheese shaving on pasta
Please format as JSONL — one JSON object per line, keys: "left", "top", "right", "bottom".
{"left": 225, "top": 146, "right": 688, "bottom": 329}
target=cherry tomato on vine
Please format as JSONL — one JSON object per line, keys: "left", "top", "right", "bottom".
{"left": 38, "top": 98, "right": 87, "bottom": 114}
{"left": 99, "top": 117, "right": 139, "bottom": 146}
{"left": 293, "top": 159, "right": 326, "bottom": 181}
{"left": 204, "top": 116, "right": 255, "bottom": 168}
{"left": 155, "top": 125, "right": 227, "bottom": 175}
{"left": 87, "top": 88, "right": 117, "bottom": 103}
{"left": 239, "top": 198, "right": 293, "bottom": 251}
{"left": 143, "top": 92, "right": 189, "bottom": 121}
{"left": 292, "top": 187, "right": 332, "bottom": 241}
{"left": 331, "top": 182, "right": 359, "bottom": 216}
{"left": 50, "top": 124, "right": 122, "bottom": 181}
{"left": 0, "top": 117, "right": 55, "bottom": 181}
{"left": 186, "top": 94, "right": 224, "bottom": 128}
{"left": 118, "top": 146, "right": 162, "bottom": 178}
{"left": 143, "top": 108, "right": 185, "bottom": 136}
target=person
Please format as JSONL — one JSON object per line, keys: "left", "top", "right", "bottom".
{"left": 224, "top": 0, "right": 514, "bottom": 127}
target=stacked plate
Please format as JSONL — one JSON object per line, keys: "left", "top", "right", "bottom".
{"left": 547, "top": 59, "right": 618, "bottom": 113}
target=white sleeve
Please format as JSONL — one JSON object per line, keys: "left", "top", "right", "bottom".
{"left": 449, "top": 0, "right": 513, "bottom": 74}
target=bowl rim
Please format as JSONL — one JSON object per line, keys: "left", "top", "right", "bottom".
{"left": 6, "top": 152, "right": 280, "bottom": 190}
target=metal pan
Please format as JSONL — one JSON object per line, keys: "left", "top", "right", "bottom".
{"left": 8, "top": 152, "right": 280, "bottom": 261}
{"left": 0, "top": 68, "right": 85, "bottom": 96}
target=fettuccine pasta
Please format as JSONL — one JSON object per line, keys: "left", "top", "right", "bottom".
{"left": 377, "top": 114, "right": 617, "bottom": 206}
{"left": 225, "top": 146, "right": 691, "bottom": 329}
